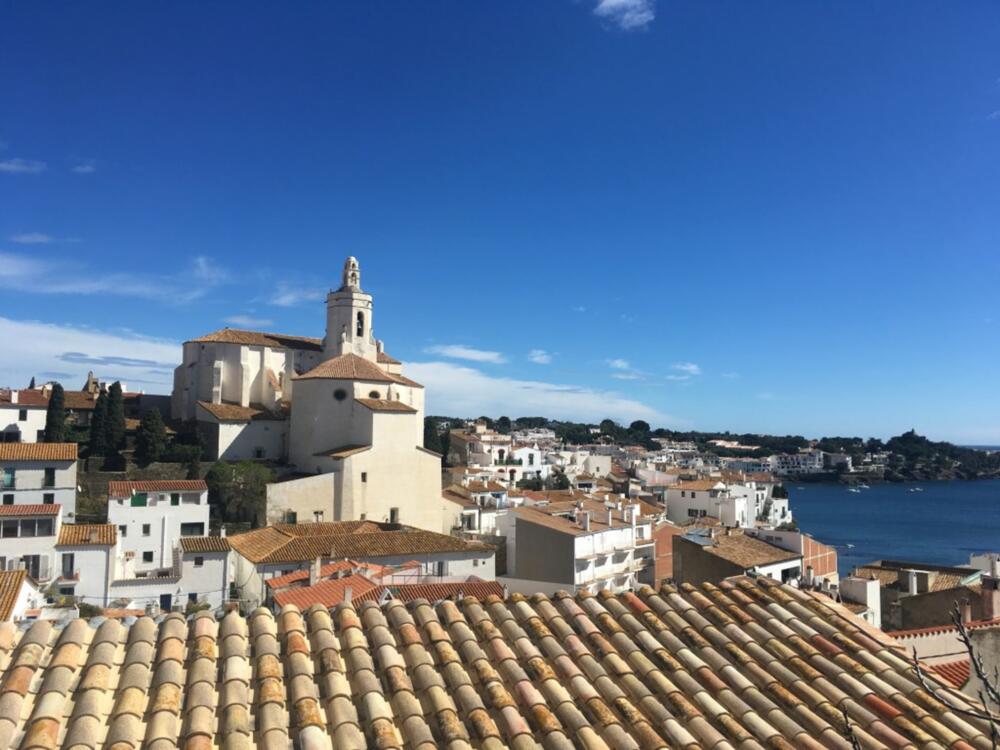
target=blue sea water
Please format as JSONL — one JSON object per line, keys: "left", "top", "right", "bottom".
{"left": 789, "top": 479, "right": 1000, "bottom": 575}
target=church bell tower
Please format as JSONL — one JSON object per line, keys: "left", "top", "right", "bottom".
{"left": 324, "top": 256, "right": 377, "bottom": 361}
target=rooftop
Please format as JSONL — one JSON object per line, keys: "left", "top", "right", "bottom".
{"left": 178, "top": 536, "right": 231, "bottom": 553}
{"left": 0, "top": 443, "right": 78, "bottom": 462}
{"left": 188, "top": 327, "right": 324, "bottom": 351}
{"left": 107, "top": 479, "right": 208, "bottom": 499}
{"left": 684, "top": 528, "right": 801, "bottom": 568}
{"left": 0, "top": 578, "right": 989, "bottom": 749}
{"left": 56, "top": 524, "right": 117, "bottom": 547}
{"left": 293, "top": 352, "right": 422, "bottom": 387}
{"left": 0, "top": 571, "right": 28, "bottom": 621}
{"left": 0, "top": 505, "right": 61, "bottom": 517}
{"left": 197, "top": 400, "right": 286, "bottom": 423}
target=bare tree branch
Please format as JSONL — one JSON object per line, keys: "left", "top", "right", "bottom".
{"left": 840, "top": 706, "right": 863, "bottom": 750}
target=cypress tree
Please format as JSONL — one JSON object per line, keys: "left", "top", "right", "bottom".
{"left": 423, "top": 418, "right": 442, "bottom": 454}
{"left": 44, "top": 383, "right": 67, "bottom": 443}
{"left": 28, "top": 376, "right": 36, "bottom": 389}
{"left": 134, "top": 408, "right": 167, "bottom": 466}
{"left": 89, "top": 390, "right": 109, "bottom": 456}
{"left": 107, "top": 381, "right": 126, "bottom": 452}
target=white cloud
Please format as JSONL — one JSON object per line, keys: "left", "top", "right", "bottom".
{"left": 672, "top": 362, "right": 702, "bottom": 376}
{"left": 528, "top": 349, "right": 553, "bottom": 364}
{"left": 0, "top": 318, "right": 178, "bottom": 392}
{"left": 0, "top": 252, "right": 228, "bottom": 302}
{"left": 224, "top": 314, "right": 273, "bottom": 328}
{"left": 193, "top": 255, "right": 231, "bottom": 284}
{"left": 71, "top": 159, "right": 97, "bottom": 174}
{"left": 612, "top": 373, "right": 643, "bottom": 381}
{"left": 607, "top": 358, "right": 631, "bottom": 370}
{"left": 664, "top": 374, "right": 690, "bottom": 382}
{"left": 593, "top": 0, "right": 655, "bottom": 30}
{"left": 9, "top": 232, "right": 53, "bottom": 244}
{"left": 0, "top": 158, "right": 46, "bottom": 174}
{"left": 269, "top": 282, "right": 325, "bottom": 307}
{"left": 424, "top": 345, "right": 507, "bottom": 364}
{"left": 406, "top": 360, "right": 676, "bottom": 425}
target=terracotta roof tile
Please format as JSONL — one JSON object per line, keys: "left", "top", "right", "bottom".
{"left": 56, "top": 524, "right": 117, "bottom": 547}
{"left": 313, "top": 444, "right": 371, "bottom": 459}
{"left": 931, "top": 658, "right": 971, "bottom": 688}
{"left": 0, "top": 570, "right": 28, "bottom": 621}
{"left": 377, "top": 350, "right": 401, "bottom": 365}
{"left": 0, "top": 504, "right": 61, "bottom": 516}
{"left": 0, "top": 580, "right": 989, "bottom": 748}
{"left": 0, "top": 390, "right": 48, "bottom": 407}
{"left": 189, "top": 327, "right": 323, "bottom": 351}
{"left": 178, "top": 536, "right": 231, "bottom": 553}
{"left": 272, "top": 574, "right": 383, "bottom": 609}
{"left": 196, "top": 400, "right": 286, "bottom": 422}
{"left": 0, "top": 443, "right": 78, "bottom": 461}
{"left": 294, "top": 352, "right": 412, "bottom": 384}
{"left": 108, "top": 479, "right": 207, "bottom": 498}
{"left": 694, "top": 529, "right": 802, "bottom": 568}
{"left": 355, "top": 398, "right": 417, "bottom": 413}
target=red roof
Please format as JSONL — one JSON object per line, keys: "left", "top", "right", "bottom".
{"left": 108, "top": 480, "right": 208, "bottom": 499}
{"left": 0, "top": 504, "right": 61, "bottom": 516}
{"left": 392, "top": 580, "right": 505, "bottom": 602}
{"left": 931, "top": 658, "right": 971, "bottom": 688}
{"left": 887, "top": 617, "right": 1000, "bottom": 639}
{"left": 273, "top": 574, "right": 382, "bottom": 609}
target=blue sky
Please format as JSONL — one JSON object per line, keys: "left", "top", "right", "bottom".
{"left": 2, "top": 2, "right": 999, "bottom": 442}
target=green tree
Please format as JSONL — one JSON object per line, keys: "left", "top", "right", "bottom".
{"left": 28, "top": 376, "right": 35, "bottom": 389}
{"left": 599, "top": 419, "right": 618, "bottom": 435}
{"left": 89, "top": 390, "right": 110, "bottom": 456}
{"left": 423, "top": 418, "right": 442, "bottom": 454}
{"left": 107, "top": 382, "right": 126, "bottom": 452}
{"left": 205, "top": 461, "right": 274, "bottom": 527}
{"left": 185, "top": 449, "right": 202, "bottom": 480}
{"left": 629, "top": 420, "right": 651, "bottom": 434}
{"left": 439, "top": 429, "right": 451, "bottom": 464}
{"left": 43, "top": 383, "right": 67, "bottom": 443}
{"left": 495, "top": 416, "right": 511, "bottom": 435}
{"left": 548, "top": 472, "right": 570, "bottom": 490}
{"left": 134, "top": 408, "right": 167, "bottom": 466}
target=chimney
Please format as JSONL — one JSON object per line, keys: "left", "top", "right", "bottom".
{"left": 309, "top": 556, "right": 321, "bottom": 587}
{"left": 961, "top": 599, "right": 973, "bottom": 624}
{"left": 983, "top": 568, "right": 1000, "bottom": 620}
{"left": 582, "top": 512, "right": 591, "bottom": 531}
{"left": 344, "top": 585, "right": 353, "bottom": 604}
{"left": 10, "top": 391, "right": 16, "bottom": 405}
{"left": 607, "top": 509, "right": 613, "bottom": 527}
{"left": 220, "top": 526, "right": 227, "bottom": 538}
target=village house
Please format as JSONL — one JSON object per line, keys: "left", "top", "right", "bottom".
{"left": 0, "top": 443, "right": 78, "bottom": 520}
{"left": 0, "top": 390, "right": 47, "bottom": 443}
{"left": 665, "top": 479, "right": 750, "bottom": 528}
{"left": 106, "top": 480, "right": 211, "bottom": 573}
{"left": 0, "top": 570, "right": 43, "bottom": 623}
{"left": 672, "top": 526, "right": 805, "bottom": 586}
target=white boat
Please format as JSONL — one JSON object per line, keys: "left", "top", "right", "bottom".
{"left": 847, "top": 487, "right": 861, "bottom": 493}
{"left": 846, "top": 543, "right": 855, "bottom": 548}
{"left": 908, "top": 487, "right": 924, "bottom": 493}
{"left": 858, "top": 483, "right": 870, "bottom": 490}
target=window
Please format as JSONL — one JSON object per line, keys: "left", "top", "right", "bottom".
{"left": 170, "top": 493, "right": 180, "bottom": 506}
{"left": 254, "top": 447, "right": 264, "bottom": 459}
{"left": 1, "top": 520, "right": 16, "bottom": 538}
{"left": 1, "top": 469, "right": 14, "bottom": 489}
{"left": 142, "top": 524, "right": 151, "bottom": 536}
{"left": 118, "top": 525, "right": 127, "bottom": 537}
{"left": 368, "top": 390, "right": 380, "bottom": 399}
{"left": 131, "top": 493, "right": 148, "bottom": 507}
{"left": 687, "top": 508, "right": 699, "bottom": 517}
{"left": 361, "top": 472, "right": 367, "bottom": 483}
{"left": 36, "top": 430, "right": 44, "bottom": 441}
{"left": 2, "top": 495, "right": 12, "bottom": 505}
{"left": 61, "top": 553, "right": 75, "bottom": 578}
{"left": 313, "top": 511, "right": 324, "bottom": 522}
{"left": 43, "top": 493, "right": 54, "bottom": 505}
{"left": 58, "top": 587, "right": 73, "bottom": 596}
{"left": 389, "top": 507, "right": 399, "bottom": 524}
{"left": 435, "top": 561, "right": 445, "bottom": 577}
{"left": 194, "top": 556, "right": 204, "bottom": 568}
{"left": 356, "top": 311, "right": 364, "bottom": 336}
{"left": 18, "top": 409, "right": 27, "bottom": 421}
{"left": 180, "top": 522, "right": 205, "bottom": 536}
{"left": 36, "top": 519, "right": 53, "bottom": 536}
{"left": 19, "top": 520, "right": 36, "bottom": 537}
{"left": 43, "top": 468, "right": 55, "bottom": 488}
{"left": 334, "top": 389, "right": 347, "bottom": 401}
{"left": 142, "top": 551, "right": 154, "bottom": 563}
{"left": 188, "top": 593, "right": 197, "bottom": 603}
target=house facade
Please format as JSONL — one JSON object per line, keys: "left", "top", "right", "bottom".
{"left": 0, "top": 443, "right": 78, "bottom": 520}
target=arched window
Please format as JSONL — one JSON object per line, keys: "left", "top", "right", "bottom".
{"left": 356, "top": 311, "right": 364, "bottom": 337}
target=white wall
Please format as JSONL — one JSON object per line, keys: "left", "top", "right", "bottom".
{"left": 108, "top": 489, "right": 209, "bottom": 572}
{"left": 0, "top": 405, "right": 46, "bottom": 443}
{"left": 216, "top": 419, "right": 286, "bottom": 461}
{"left": 266, "top": 473, "right": 337, "bottom": 525}
{"left": 0, "top": 459, "right": 77, "bottom": 518}
{"left": 179, "top": 550, "right": 230, "bottom": 612}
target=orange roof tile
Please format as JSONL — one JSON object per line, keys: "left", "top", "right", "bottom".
{"left": 56, "top": 524, "right": 117, "bottom": 547}
{"left": 272, "top": 574, "right": 383, "bottom": 609}
{"left": 179, "top": 537, "right": 231, "bottom": 553}
{"left": 931, "top": 658, "right": 971, "bottom": 688}
{"left": 189, "top": 327, "right": 323, "bottom": 351}
{"left": 0, "top": 505, "right": 61, "bottom": 516}
{"left": 108, "top": 479, "right": 207, "bottom": 498}
{"left": 294, "top": 353, "right": 406, "bottom": 383}
{"left": 354, "top": 398, "right": 417, "bottom": 413}
{"left": 0, "top": 570, "right": 28, "bottom": 621}
{"left": 197, "top": 400, "right": 286, "bottom": 422}
{"left": 0, "top": 443, "right": 78, "bottom": 461}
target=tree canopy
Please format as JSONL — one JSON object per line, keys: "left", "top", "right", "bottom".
{"left": 134, "top": 408, "right": 167, "bottom": 466}
{"left": 106, "top": 381, "right": 126, "bottom": 452}
{"left": 205, "top": 461, "right": 274, "bottom": 527}
{"left": 89, "top": 390, "right": 109, "bottom": 456}
{"left": 43, "top": 383, "right": 66, "bottom": 443}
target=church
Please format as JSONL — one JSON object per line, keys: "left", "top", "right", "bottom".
{"left": 171, "top": 257, "right": 447, "bottom": 533}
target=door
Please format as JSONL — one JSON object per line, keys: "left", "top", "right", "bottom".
{"left": 159, "top": 593, "right": 172, "bottom": 611}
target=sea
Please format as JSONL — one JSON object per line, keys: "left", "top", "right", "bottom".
{"left": 789, "top": 479, "right": 1000, "bottom": 576}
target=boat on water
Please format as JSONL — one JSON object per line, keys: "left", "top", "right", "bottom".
{"left": 908, "top": 487, "right": 924, "bottom": 493}
{"left": 858, "top": 483, "right": 870, "bottom": 489}
{"left": 846, "top": 543, "right": 855, "bottom": 548}
{"left": 847, "top": 487, "right": 862, "bottom": 493}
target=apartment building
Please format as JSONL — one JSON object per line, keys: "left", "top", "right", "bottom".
{"left": 0, "top": 443, "right": 78, "bottom": 519}
{"left": 0, "top": 390, "right": 47, "bottom": 443}
{"left": 107, "top": 480, "right": 210, "bottom": 573}
{"left": 665, "top": 479, "right": 750, "bottom": 528}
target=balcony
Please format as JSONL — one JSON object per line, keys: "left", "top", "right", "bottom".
{"left": 57, "top": 570, "right": 81, "bottom": 584}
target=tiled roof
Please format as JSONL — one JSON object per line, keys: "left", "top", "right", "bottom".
{"left": 931, "top": 658, "right": 971, "bottom": 689}
{"left": 355, "top": 398, "right": 417, "bottom": 413}
{"left": 264, "top": 559, "right": 372, "bottom": 590}
{"left": 0, "top": 443, "right": 78, "bottom": 462}
{"left": 294, "top": 353, "right": 408, "bottom": 383}
{"left": 674, "top": 479, "right": 726, "bottom": 491}
{"left": 0, "top": 390, "right": 48, "bottom": 407}
{"left": 0, "top": 505, "right": 61, "bottom": 517}
{"left": 178, "top": 536, "right": 231, "bottom": 553}
{"left": 313, "top": 444, "right": 371, "bottom": 459}
{"left": 62, "top": 392, "right": 99, "bottom": 411}
{"left": 0, "top": 571, "right": 27, "bottom": 621}
{"left": 886, "top": 616, "right": 1000, "bottom": 639}
{"left": 272, "top": 574, "right": 383, "bottom": 609}
{"left": 0, "top": 578, "right": 991, "bottom": 749}
{"left": 107, "top": 479, "right": 207, "bottom": 498}
{"left": 695, "top": 529, "right": 801, "bottom": 568}
{"left": 377, "top": 350, "right": 401, "bottom": 365}
{"left": 442, "top": 487, "right": 478, "bottom": 508}
{"left": 391, "top": 580, "right": 505, "bottom": 602}
{"left": 189, "top": 327, "right": 323, "bottom": 351}
{"left": 229, "top": 523, "right": 488, "bottom": 564}
{"left": 197, "top": 400, "right": 286, "bottom": 423}
{"left": 56, "top": 524, "right": 117, "bottom": 547}
{"left": 853, "top": 561, "right": 980, "bottom": 593}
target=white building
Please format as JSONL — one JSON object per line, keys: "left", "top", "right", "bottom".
{"left": 665, "top": 480, "right": 749, "bottom": 528}
{"left": 0, "top": 504, "right": 61, "bottom": 584}
{"left": 0, "top": 570, "right": 43, "bottom": 622}
{"left": 769, "top": 450, "right": 825, "bottom": 476}
{"left": 177, "top": 537, "right": 232, "bottom": 612}
{"left": 0, "top": 390, "right": 48, "bottom": 443}
{"left": 0, "top": 443, "right": 78, "bottom": 520}
{"left": 107, "top": 480, "right": 210, "bottom": 573}
{"left": 505, "top": 499, "right": 655, "bottom": 594}
{"left": 174, "top": 257, "right": 447, "bottom": 534}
